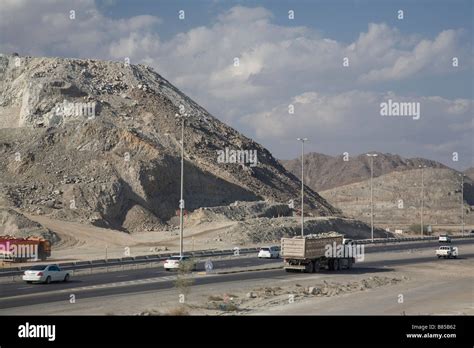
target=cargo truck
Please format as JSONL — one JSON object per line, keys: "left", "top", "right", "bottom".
{"left": 0, "top": 236, "right": 51, "bottom": 262}
{"left": 281, "top": 233, "right": 355, "bottom": 273}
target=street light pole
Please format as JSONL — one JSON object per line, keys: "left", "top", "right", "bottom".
{"left": 419, "top": 165, "right": 426, "bottom": 237}
{"left": 176, "top": 112, "right": 189, "bottom": 257}
{"left": 297, "top": 138, "right": 308, "bottom": 237}
{"left": 367, "top": 154, "right": 378, "bottom": 242}
{"left": 460, "top": 174, "right": 465, "bottom": 236}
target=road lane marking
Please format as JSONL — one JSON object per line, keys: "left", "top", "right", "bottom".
{"left": 0, "top": 274, "right": 197, "bottom": 301}
{"left": 0, "top": 264, "right": 287, "bottom": 302}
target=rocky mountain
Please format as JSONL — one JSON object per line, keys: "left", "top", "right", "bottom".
{"left": 319, "top": 168, "right": 474, "bottom": 227}
{"left": 0, "top": 54, "right": 339, "bottom": 232}
{"left": 280, "top": 152, "right": 447, "bottom": 192}
{"left": 0, "top": 208, "right": 57, "bottom": 242}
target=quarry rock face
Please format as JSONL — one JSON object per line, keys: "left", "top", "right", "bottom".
{"left": 0, "top": 54, "right": 340, "bottom": 232}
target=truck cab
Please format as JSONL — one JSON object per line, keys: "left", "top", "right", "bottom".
{"left": 0, "top": 251, "right": 14, "bottom": 262}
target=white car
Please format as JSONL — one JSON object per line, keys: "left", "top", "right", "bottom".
{"left": 258, "top": 246, "right": 280, "bottom": 259}
{"left": 438, "top": 234, "right": 451, "bottom": 243}
{"left": 343, "top": 238, "right": 354, "bottom": 245}
{"left": 22, "top": 264, "right": 71, "bottom": 284}
{"left": 163, "top": 255, "right": 196, "bottom": 271}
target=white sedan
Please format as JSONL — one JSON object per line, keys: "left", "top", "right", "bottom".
{"left": 438, "top": 235, "right": 451, "bottom": 243}
{"left": 163, "top": 256, "right": 196, "bottom": 271}
{"left": 258, "top": 246, "right": 280, "bottom": 259}
{"left": 22, "top": 264, "right": 71, "bottom": 284}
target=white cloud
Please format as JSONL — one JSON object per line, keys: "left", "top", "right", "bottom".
{"left": 0, "top": 2, "right": 472, "bottom": 167}
{"left": 446, "top": 99, "right": 472, "bottom": 115}
{"left": 241, "top": 91, "right": 473, "bottom": 162}
{"left": 359, "top": 29, "right": 462, "bottom": 83}
{"left": 217, "top": 5, "right": 273, "bottom": 23}
{"left": 0, "top": 0, "right": 161, "bottom": 58}
{"left": 2, "top": 3, "right": 466, "bottom": 100}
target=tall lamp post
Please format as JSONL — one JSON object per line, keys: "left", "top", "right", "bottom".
{"left": 459, "top": 173, "right": 465, "bottom": 236}
{"left": 419, "top": 165, "right": 427, "bottom": 236}
{"left": 175, "top": 112, "right": 191, "bottom": 257}
{"left": 297, "top": 138, "right": 308, "bottom": 237}
{"left": 366, "top": 153, "right": 378, "bottom": 242}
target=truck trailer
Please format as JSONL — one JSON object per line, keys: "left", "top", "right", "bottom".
{"left": 0, "top": 236, "right": 51, "bottom": 262}
{"left": 281, "top": 233, "right": 355, "bottom": 273}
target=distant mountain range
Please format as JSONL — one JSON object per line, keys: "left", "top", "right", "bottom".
{"left": 280, "top": 152, "right": 447, "bottom": 192}
{"left": 319, "top": 167, "right": 474, "bottom": 226}
{"left": 281, "top": 152, "right": 473, "bottom": 227}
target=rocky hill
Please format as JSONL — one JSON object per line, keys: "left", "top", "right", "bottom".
{"left": 0, "top": 208, "right": 57, "bottom": 241}
{"left": 280, "top": 152, "right": 447, "bottom": 192}
{"left": 0, "top": 54, "right": 339, "bottom": 233}
{"left": 319, "top": 168, "right": 474, "bottom": 227}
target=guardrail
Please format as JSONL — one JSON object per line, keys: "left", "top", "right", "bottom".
{"left": 0, "top": 247, "right": 261, "bottom": 278}
{"left": 353, "top": 235, "right": 474, "bottom": 244}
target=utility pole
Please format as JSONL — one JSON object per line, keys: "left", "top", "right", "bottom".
{"left": 105, "top": 244, "right": 108, "bottom": 272}
{"left": 175, "top": 112, "right": 189, "bottom": 257}
{"left": 367, "top": 153, "right": 378, "bottom": 242}
{"left": 419, "top": 165, "right": 426, "bottom": 236}
{"left": 460, "top": 173, "right": 465, "bottom": 236}
{"left": 297, "top": 138, "right": 308, "bottom": 237}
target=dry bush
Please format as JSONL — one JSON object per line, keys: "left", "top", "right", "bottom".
{"left": 208, "top": 295, "right": 223, "bottom": 301}
{"left": 166, "top": 306, "right": 189, "bottom": 316}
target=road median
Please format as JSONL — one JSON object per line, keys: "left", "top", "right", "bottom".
{"left": 212, "top": 263, "right": 283, "bottom": 275}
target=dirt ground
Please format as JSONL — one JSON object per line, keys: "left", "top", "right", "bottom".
{"left": 20, "top": 212, "right": 244, "bottom": 261}
{"left": 11, "top": 212, "right": 400, "bottom": 263}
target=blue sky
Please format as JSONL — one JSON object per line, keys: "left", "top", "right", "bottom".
{"left": 95, "top": 0, "right": 473, "bottom": 46}
{"left": 94, "top": 0, "right": 473, "bottom": 98}
{"left": 0, "top": 0, "right": 473, "bottom": 169}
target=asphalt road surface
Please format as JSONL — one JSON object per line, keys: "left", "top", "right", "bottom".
{"left": 0, "top": 238, "right": 472, "bottom": 310}
{"left": 2, "top": 239, "right": 471, "bottom": 299}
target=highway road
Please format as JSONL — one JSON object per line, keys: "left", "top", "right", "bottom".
{"left": 0, "top": 239, "right": 472, "bottom": 310}
{"left": 1, "top": 239, "right": 471, "bottom": 296}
